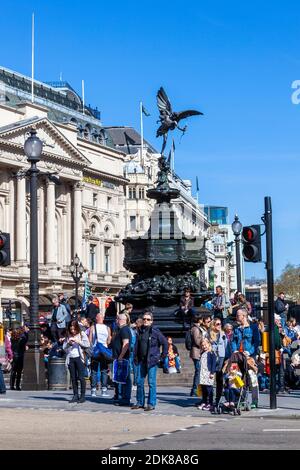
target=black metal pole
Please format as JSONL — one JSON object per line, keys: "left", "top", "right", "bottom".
{"left": 22, "top": 159, "right": 45, "bottom": 390}
{"left": 75, "top": 273, "right": 79, "bottom": 315}
{"left": 29, "top": 161, "right": 39, "bottom": 348}
{"left": 265, "top": 196, "right": 277, "bottom": 409}
{"left": 235, "top": 235, "right": 242, "bottom": 293}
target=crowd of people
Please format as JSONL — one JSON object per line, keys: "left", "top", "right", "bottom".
{"left": 1, "top": 287, "right": 300, "bottom": 414}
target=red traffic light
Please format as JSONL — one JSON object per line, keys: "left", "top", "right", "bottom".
{"left": 242, "top": 225, "right": 262, "bottom": 263}
{"left": 0, "top": 234, "right": 6, "bottom": 248}
{"left": 242, "top": 226, "right": 258, "bottom": 243}
{"left": 0, "top": 233, "right": 11, "bottom": 266}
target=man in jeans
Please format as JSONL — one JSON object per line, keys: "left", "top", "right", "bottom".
{"left": 50, "top": 297, "right": 70, "bottom": 343}
{"left": 132, "top": 311, "right": 168, "bottom": 411}
{"left": 111, "top": 313, "right": 132, "bottom": 406}
{"left": 212, "top": 286, "right": 228, "bottom": 324}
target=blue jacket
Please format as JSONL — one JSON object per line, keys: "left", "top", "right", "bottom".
{"left": 201, "top": 351, "right": 217, "bottom": 374}
{"left": 209, "top": 332, "right": 228, "bottom": 370}
{"left": 284, "top": 325, "right": 298, "bottom": 342}
{"left": 135, "top": 326, "right": 168, "bottom": 368}
{"left": 209, "top": 332, "right": 228, "bottom": 360}
{"left": 232, "top": 324, "right": 260, "bottom": 357}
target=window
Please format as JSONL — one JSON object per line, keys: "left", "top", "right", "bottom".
{"left": 130, "top": 216, "right": 136, "bottom": 231}
{"left": 139, "top": 187, "right": 145, "bottom": 199}
{"left": 220, "top": 259, "right": 225, "bottom": 267}
{"left": 93, "top": 193, "right": 97, "bottom": 207}
{"left": 214, "top": 245, "right": 220, "bottom": 253}
{"left": 221, "top": 272, "right": 225, "bottom": 283}
{"left": 220, "top": 245, "right": 225, "bottom": 252}
{"left": 90, "top": 245, "right": 96, "bottom": 271}
{"left": 104, "top": 246, "right": 110, "bottom": 273}
{"left": 140, "top": 216, "right": 144, "bottom": 230}
{"left": 107, "top": 196, "right": 112, "bottom": 209}
{"left": 129, "top": 187, "right": 136, "bottom": 199}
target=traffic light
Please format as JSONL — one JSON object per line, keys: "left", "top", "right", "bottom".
{"left": 242, "top": 225, "right": 262, "bottom": 262}
{"left": 0, "top": 233, "right": 11, "bottom": 266}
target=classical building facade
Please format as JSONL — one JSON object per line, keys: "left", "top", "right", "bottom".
{"left": 0, "top": 67, "right": 129, "bottom": 324}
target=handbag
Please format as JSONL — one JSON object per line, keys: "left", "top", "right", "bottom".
{"left": 92, "top": 326, "right": 113, "bottom": 363}
{"left": 1, "top": 359, "right": 12, "bottom": 373}
{"left": 112, "top": 359, "right": 129, "bottom": 384}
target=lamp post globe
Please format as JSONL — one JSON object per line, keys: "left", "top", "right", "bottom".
{"left": 24, "top": 128, "right": 43, "bottom": 162}
{"left": 232, "top": 214, "right": 242, "bottom": 237}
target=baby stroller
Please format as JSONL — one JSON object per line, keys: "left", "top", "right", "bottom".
{"left": 217, "top": 352, "right": 251, "bottom": 416}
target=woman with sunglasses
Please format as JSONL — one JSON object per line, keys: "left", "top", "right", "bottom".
{"left": 208, "top": 319, "right": 228, "bottom": 407}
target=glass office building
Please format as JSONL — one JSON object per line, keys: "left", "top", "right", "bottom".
{"left": 204, "top": 206, "right": 229, "bottom": 225}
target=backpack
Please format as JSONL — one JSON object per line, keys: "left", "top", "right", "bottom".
{"left": 185, "top": 329, "right": 193, "bottom": 351}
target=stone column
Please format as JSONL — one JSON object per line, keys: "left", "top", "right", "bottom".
{"left": 16, "top": 177, "right": 27, "bottom": 262}
{"left": 73, "top": 182, "right": 82, "bottom": 259}
{"left": 46, "top": 180, "right": 56, "bottom": 264}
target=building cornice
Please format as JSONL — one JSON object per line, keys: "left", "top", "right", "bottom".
{"left": 0, "top": 103, "right": 25, "bottom": 115}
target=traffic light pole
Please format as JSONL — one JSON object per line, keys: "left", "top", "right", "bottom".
{"left": 264, "top": 196, "right": 277, "bottom": 409}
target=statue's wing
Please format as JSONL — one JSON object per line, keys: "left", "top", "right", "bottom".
{"left": 157, "top": 87, "right": 172, "bottom": 116}
{"left": 176, "top": 110, "right": 203, "bottom": 123}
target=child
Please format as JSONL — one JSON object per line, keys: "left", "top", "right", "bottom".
{"left": 197, "top": 338, "right": 216, "bottom": 411}
{"left": 163, "top": 337, "right": 181, "bottom": 373}
{"left": 223, "top": 362, "right": 243, "bottom": 408}
{"left": 247, "top": 356, "right": 259, "bottom": 408}
{"left": 257, "top": 353, "right": 270, "bottom": 392}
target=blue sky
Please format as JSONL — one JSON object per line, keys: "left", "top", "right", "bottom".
{"left": 0, "top": 0, "right": 299, "bottom": 279}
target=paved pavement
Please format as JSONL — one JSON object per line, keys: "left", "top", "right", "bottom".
{"left": 121, "top": 416, "right": 300, "bottom": 450}
{"left": 0, "top": 387, "right": 300, "bottom": 449}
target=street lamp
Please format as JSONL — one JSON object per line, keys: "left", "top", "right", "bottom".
{"left": 69, "top": 253, "right": 84, "bottom": 317}
{"left": 22, "top": 128, "right": 45, "bottom": 390}
{"left": 232, "top": 214, "right": 243, "bottom": 293}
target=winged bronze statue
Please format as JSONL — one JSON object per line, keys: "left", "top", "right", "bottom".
{"left": 156, "top": 87, "right": 203, "bottom": 155}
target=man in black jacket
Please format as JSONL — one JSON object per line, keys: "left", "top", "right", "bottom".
{"left": 86, "top": 295, "right": 99, "bottom": 323}
{"left": 275, "top": 292, "right": 288, "bottom": 321}
{"left": 132, "top": 310, "right": 168, "bottom": 411}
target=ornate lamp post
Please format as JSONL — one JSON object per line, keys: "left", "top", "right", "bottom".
{"left": 22, "top": 128, "right": 46, "bottom": 390}
{"left": 232, "top": 214, "right": 243, "bottom": 293}
{"left": 69, "top": 253, "right": 84, "bottom": 317}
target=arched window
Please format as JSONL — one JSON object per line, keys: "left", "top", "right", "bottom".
{"left": 90, "top": 223, "right": 96, "bottom": 235}
{"left": 84, "top": 124, "right": 91, "bottom": 140}
{"left": 104, "top": 225, "right": 112, "bottom": 239}
{"left": 99, "top": 129, "right": 108, "bottom": 146}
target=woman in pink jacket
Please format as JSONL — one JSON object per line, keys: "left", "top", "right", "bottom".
{"left": 5, "top": 328, "right": 13, "bottom": 362}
